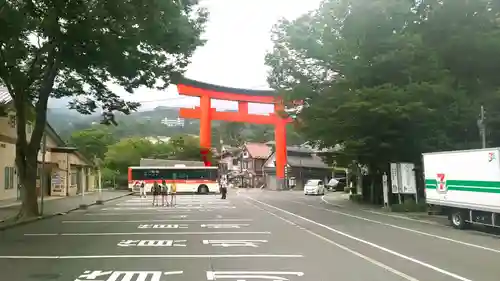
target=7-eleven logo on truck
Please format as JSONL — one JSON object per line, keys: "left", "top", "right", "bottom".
{"left": 488, "top": 152, "right": 496, "bottom": 162}
{"left": 436, "top": 173, "right": 447, "bottom": 193}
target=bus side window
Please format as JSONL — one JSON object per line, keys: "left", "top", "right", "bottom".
{"left": 175, "top": 169, "right": 188, "bottom": 180}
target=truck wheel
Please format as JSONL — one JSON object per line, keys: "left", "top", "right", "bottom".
{"left": 450, "top": 209, "right": 468, "bottom": 229}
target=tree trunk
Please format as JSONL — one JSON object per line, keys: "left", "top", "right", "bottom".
{"left": 16, "top": 153, "right": 39, "bottom": 219}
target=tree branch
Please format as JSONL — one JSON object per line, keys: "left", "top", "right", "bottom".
{"left": 13, "top": 88, "right": 28, "bottom": 152}
{"left": 29, "top": 45, "right": 59, "bottom": 153}
{"left": 24, "top": 44, "right": 47, "bottom": 88}
{"left": 0, "top": 48, "right": 15, "bottom": 95}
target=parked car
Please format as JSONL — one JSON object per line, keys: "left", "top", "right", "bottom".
{"left": 326, "top": 177, "right": 346, "bottom": 191}
{"left": 304, "top": 179, "right": 326, "bottom": 195}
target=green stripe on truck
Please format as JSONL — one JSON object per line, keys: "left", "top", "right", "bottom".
{"left": 425, "top": 179, "right": 500, "bottom": 193}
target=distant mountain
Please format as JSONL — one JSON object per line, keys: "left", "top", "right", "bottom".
{"left": 47, "top": 106, "right": 233, "bottom": 140}
{"left": 47, "top": 106, "right": 187, "bottom": 139}
{"left": 47, "top": 106, "right": 305, "bottom": 145}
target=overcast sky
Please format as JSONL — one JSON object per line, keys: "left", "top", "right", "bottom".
{"left": 49, "top": 0, "right": 322, "bottom": 114}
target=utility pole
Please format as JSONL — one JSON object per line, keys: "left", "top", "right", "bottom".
{"left": 39, "top": 132, "right": 47, "bottom": 216}
{"left": 96, "top": 157, "right": 104, "bottom": 205}
{"left": 478, "top": 105, "right": 486, "bottom": 148}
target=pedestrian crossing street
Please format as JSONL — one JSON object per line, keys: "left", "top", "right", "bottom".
{"left": 102, "top": 195, "right": 234, "bottom": 211}
{"left": 9, "top": 193, "right": 310, "bottom": 281}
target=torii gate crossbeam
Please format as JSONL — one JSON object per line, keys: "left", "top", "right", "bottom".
{"left": 176, "top": 78, "right": 292, "bottom": 186}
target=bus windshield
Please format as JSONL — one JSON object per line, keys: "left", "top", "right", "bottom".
{"left": 131, "top": 168, "right": 218, "bottom": 181}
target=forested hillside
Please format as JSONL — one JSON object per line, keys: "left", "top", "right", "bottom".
{"left": 48, "top": 106, "right": 305, "bottom": 145}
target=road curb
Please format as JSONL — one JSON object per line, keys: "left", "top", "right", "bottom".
{"left": 0, "top": 192, "right": 132, "bottom": 231}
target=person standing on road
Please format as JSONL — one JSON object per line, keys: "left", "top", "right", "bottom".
{"left": 161, "top": 180, "right": 169, "bottom": 206}
{"left": 221, "top": 181, "right": 227, "bottom": 199}
{"left": 139, "top": 181, "right": 146, "bottom": 198}
{"left": 170, "top": 174, "right": 177, "bottom": 207}
{"left": 152, "top": 181, "right": 160, "bottom": 206}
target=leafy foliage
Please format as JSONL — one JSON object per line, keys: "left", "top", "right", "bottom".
{"left": 69, "top": 126, "right": 117, "bottom": 160}
{"left": 266, "top": 0, "right": 500, "bottom": 172}
{"left": 0, "top": 0, "right": 207, "bottom": 218}
{"left": 101, "top": 134, "right": 211, "bottom": 183}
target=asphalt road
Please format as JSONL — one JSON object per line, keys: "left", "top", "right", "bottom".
{"left": 0, "top": 190, "right": 497, "bottom": 281}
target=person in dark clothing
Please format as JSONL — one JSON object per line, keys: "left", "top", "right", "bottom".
{"left": 152, "top": 181, "right": 160, "bottom": 206}
{"left": 220, "top": 183, "right": 227, "bottom": 199}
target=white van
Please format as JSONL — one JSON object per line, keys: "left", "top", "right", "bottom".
{"left": 304, "top": 179, "right": 326, "bottom": 195}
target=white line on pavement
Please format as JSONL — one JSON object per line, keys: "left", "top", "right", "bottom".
{"left": 246, "top": 196, "right": 473, "bottom": 281}
{"left": 24, "top": 231, "right": 272, "bottom": 236}
{"left": 301, "top": 199, "right": 500, "bottom": 254}
{"left": 0, "top": 254, "right": 303, "bottom": 259}
{"left": 246, "top": 201, "right": 419, "bottom": 281}
{"left": 321, "top": 196, "right": 440, "bottom": 225}
{"left": 102, "top": 206, "right": 236, "bottom": 210}
{"left": 122, "top": 202, "right": 229, "bottom": 204}
{"left": 100, "top": 208, "right": 195, "bottom": 212}
{"left": 85, "top": 213, "right": 192, "bottom": 216}
{"left": 62, "top": 219, "right": 253, "bottom": 223}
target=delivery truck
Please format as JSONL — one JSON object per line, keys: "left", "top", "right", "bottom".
{"left": 423, "top": 148, "right": 500, "bottom": 229}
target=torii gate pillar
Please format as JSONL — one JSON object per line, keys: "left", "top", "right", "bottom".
{"left": 199, "top": 94, "right": 211, "bottom": 148}
{"left": 274, "top": 101, "right": 287, "bottom": 181}
{"left": 177, "top": 78, "right": 292, "bottom": 185}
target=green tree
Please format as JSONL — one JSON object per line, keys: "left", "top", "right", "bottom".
{"left": 218, "top": 122, "right": 246, "bottom": 146}
{"left": 69, "top": 126, "right": 116, "bottom": 160}
{"left": 169, "top": 134, "right": 204, "bottom": 161}
{"left": 101, "top": 167, "right": 119, "bottom": 188}
{"left": 266, "top": 0, "right": 500, "bottom": 172}
{"left": 0, "top": 0, "right": 207, "bottom": 218}
{"left": 104, "top": 137, "right": 156, "bottom": 174}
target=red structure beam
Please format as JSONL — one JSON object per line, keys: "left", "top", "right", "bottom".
{"left": 176, "top": 78, "right": 294, "bottom": 187}
{"left": 178, "top": 84, "right": 276, "bottom": 104}
{"left": 180, "top": 107, "right": 292, "bottom": 125}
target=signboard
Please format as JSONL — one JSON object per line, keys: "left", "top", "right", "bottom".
{"left": 399, "top": 162, "right": 417, "bottom": 194}
{"left": 51, "top": 172, "right": 62, "bottom": 184}
{"left": 390, "top": 163, "right": 399, "bottom": 194}
{"left": 382, "top": 173, "right": 389, "bottom": 206}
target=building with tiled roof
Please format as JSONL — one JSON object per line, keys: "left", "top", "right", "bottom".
{"left": 236, "top": 142, "right": 273, "bottom": 188}
{"left": 0, "top": 87, "right": 100, "bottom": 201}
{"left": 263, "top": 145, "right": 331, "bottom": 190}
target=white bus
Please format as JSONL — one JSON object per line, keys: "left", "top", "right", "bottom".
{"left": 128, "top": 165, "right": 219, "bottom": 194}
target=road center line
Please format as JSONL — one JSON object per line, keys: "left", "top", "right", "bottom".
{"left": 297, "top": 199, "right": 500, "bottom": 254}
{"left": 24, "top": 231, "right": 271, "bottom": 236}
{"left": 62, "top": 219, "right": 253, "bottom": 223}
{"left": 0, "top": 254, "right": 303, "bottom": 259}
{"left": 246, "top": 201, "right": 419, "bottom": 281}
{"left": 246, "top": 196, "right": 473, "bottom": 281}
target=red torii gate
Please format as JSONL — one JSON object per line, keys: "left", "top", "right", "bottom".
{"left": 176, "top": 78, "right": 292, "bottom": 186}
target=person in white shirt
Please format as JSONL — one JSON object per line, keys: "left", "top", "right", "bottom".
{"left": 139, "top": 181, "right": 147, "bottom": 198}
